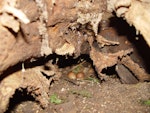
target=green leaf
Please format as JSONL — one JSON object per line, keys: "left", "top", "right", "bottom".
{"left": 72, "top": 65, "right": 82, "bottom": 74}
{"left": 85, "top": 77, "right": 99, "bottom": 83}
{"left": 143, "top": 100, "right": 150, "bottom": 106}
{"left": 50, "top": 94, "right": 62, "bottom": 104}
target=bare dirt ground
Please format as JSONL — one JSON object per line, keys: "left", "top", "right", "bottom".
{"left": 5, "top": 61, "right": 150, "bottom": 113}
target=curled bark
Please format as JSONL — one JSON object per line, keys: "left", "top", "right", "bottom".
{"left": 107, "top": 0, "right": 150, "bottom": 46}
{"left": 0, "top": 62, "right": 61, "bottom": 112}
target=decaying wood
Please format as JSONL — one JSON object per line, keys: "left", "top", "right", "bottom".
{"left": 90, "top": 46, "right": 133, "bottom": 77}
{"left": 0, "top": 62, "right": 61, "bottom": 112}
{"left": 121, "top": 56, "right": 150, "bottom": 81}
{"left": 125, "top": 0, "right": 150, "bottom": 46}
{"left": 0, "top": 0, "right": 150, "bottom": 112}
{"left": 0, "top": 68, "right": 49, "bottom": 112}
{"left": 0, "top": 0, "right": 106, "bottom": 75}
{"left": 116, "top": 64, "right": 139, "bottom": 84}
{"left": 0, "top": 24, "right": 41, "bottom": 75}
{"left": 107, "top": 0, "right": 150, "bottom": 46}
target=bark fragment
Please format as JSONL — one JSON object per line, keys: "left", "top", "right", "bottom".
{"left": 90, "top": 46, "right": 133, "bottom": 77}
{"left": 116, "top": 64, "right": 139, "bottom": 84}
{"left": 107, "top": 0, "right": 150, "bottom": 46}
{"left": 125, "top": 1, "right": 150, "bottom": 46}
{"left": 0, "top": 62, "right": 61, "bottom": 112}
{"left": 121, "top": 56, "right": 150, "bottom": 81}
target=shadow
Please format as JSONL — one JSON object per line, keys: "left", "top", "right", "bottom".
{"left": 101, "top": 65, "right": 117, "bottom": 76}
{"left": 5, "top": 89, "right": 35, "bottom": 113}
{"left": 108, "top": 17, "right": 150, "bottom": 73}
{"left": 40, "top": 53, "right": 94, "bottom": 68}
{"left": 0, "top": 57, "right": 45, "bottom": 81}
{"left": 0, "top": 53, "right": 93, "bottom": 81}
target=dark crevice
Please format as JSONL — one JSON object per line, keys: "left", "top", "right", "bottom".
{"left": 101, "top": 65, "right": 117, "bottom": 76}
{"left": 5, "top": 89, "right": 35, "bottom": 113}
{"left": 108, "top": 17, "right": 150, "bottom": 73}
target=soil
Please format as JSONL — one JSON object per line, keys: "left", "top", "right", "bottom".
{"left": 5, "top": 62, "right": 150, "bottom": 113}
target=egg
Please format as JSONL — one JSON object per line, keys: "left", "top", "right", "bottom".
{"left": 76, "top": 72, "right": 85, "bottom": 80}
{"left": 67, "top": 72, "right": 76, "bottom": 80}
